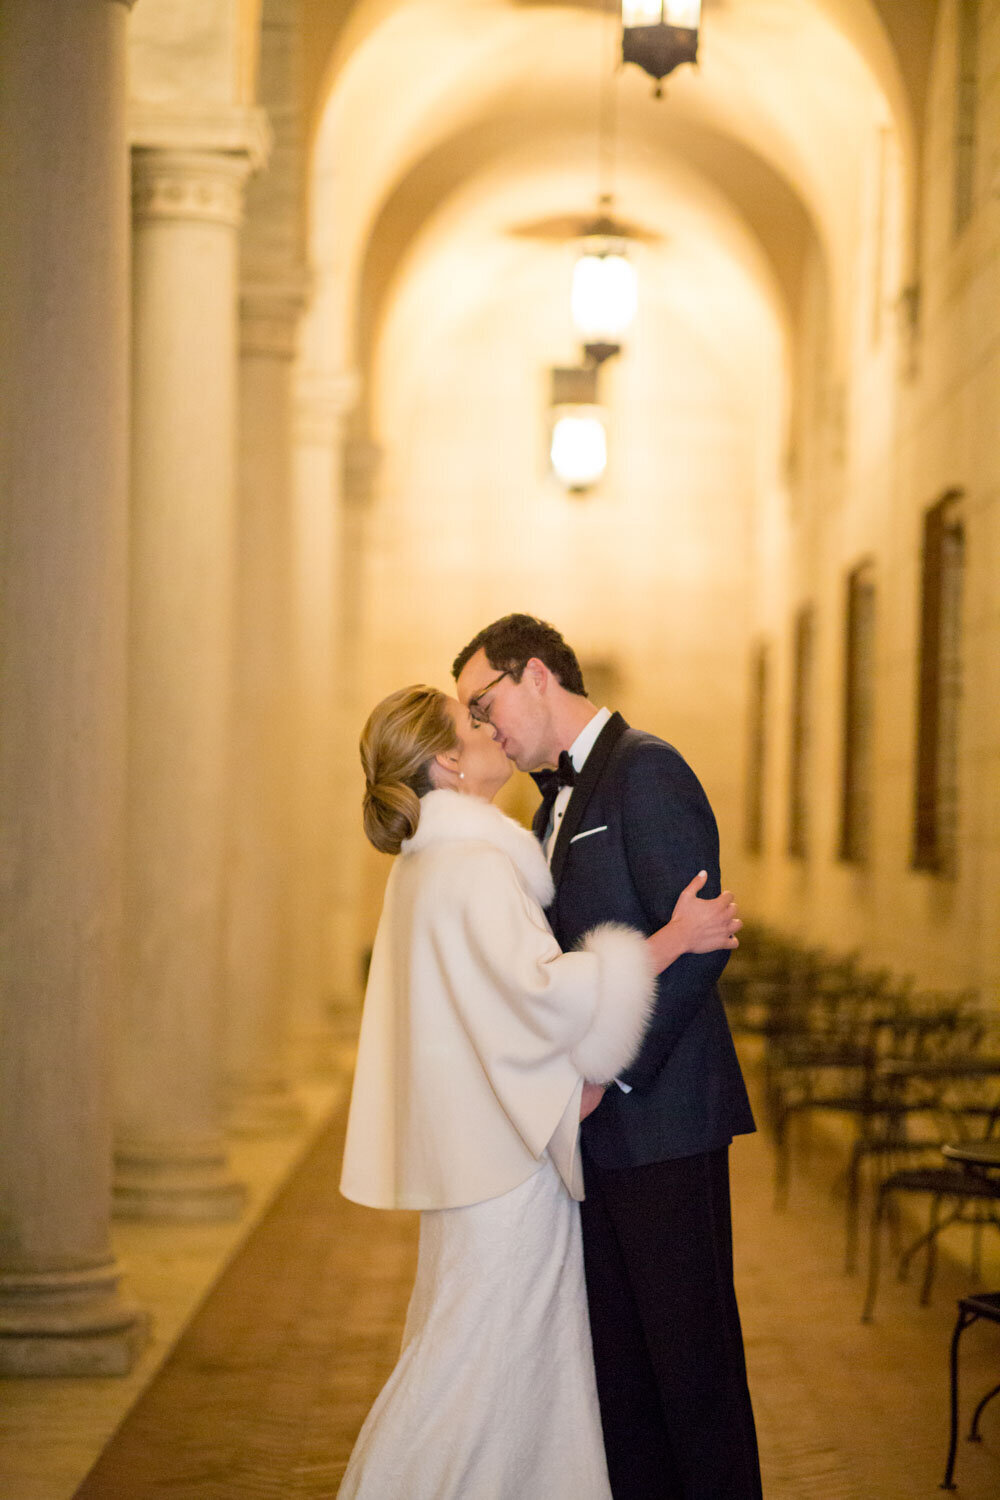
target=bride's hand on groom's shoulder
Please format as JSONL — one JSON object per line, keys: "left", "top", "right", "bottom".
{"left": 670, "top": 872, "right": 742, "bottom": 955}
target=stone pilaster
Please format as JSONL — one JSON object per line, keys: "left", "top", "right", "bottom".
{"left": 223, "top": 0, "right": 320, "bottom": 1122}
{"left": 329, "top": 424, "right": 382, "bottom": 1018}
{"left": 0, "top": 0, "right": 148, "bottom": 1373}
{"left": 115, "top": 122, "right": 266, "bottom": 1218}
{"left": 224, "top": 278, "right": 311, "bottom": 1133}
{"left": 291, "top": 374, "right": 363, "bottom": 1058}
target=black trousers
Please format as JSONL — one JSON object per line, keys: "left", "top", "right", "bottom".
{"left": 580, "top": 1146, "right": 762, "bottom": 1500}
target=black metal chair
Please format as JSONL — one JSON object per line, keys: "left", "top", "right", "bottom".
{"left": 765, "top": 968, "right": 902, "bottom": 1207}
{"left": 861, "top": 1096, "right": 1000, "bottom": 1323}
{"left": 941, "top": 1291, "right": 1000, "bottom": 1489}
{"left": 840, "top": 1004, "right": 986, "bottom": 1271}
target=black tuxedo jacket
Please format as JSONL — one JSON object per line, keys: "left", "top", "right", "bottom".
{"left": 534, "top": 712, "right": 755, "bottom": 1170}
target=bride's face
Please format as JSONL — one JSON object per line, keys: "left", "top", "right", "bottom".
{"left": 444, "top": 696, "right": 512, "bottom": 801}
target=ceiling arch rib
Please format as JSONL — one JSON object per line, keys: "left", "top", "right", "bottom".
{"left": 815, "top": 0, "right": 938, "bottom": 145}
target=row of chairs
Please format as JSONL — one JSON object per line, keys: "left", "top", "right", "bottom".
{"left": 722, "top": 929, "right": 1000, "bottom": 1487}
{"left": 723, "top": 927, "right": 1000, "bottom": 1300}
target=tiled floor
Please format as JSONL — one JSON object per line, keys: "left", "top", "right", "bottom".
{"left": 0, "top": 1078, "right": 347, "bottom": 1500}
{"left": 3, "top": 1041, "right": 999, "bottom": 1499}
{"left": 730, "top": 1043, "right": 1000, "bottom": 1499}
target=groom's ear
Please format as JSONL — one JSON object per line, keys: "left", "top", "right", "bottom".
{"left": 523, "top": 657, "right": 549, "bottom": 694}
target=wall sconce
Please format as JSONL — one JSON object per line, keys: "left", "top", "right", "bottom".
{"left": 622, "top": 0, "right": 701, "bottom": 95}
{"left": 549, "top": 365, "right": 607, "bottom": 493}
{"left": 572, "top": 217, "right": 638, "bottom": 366}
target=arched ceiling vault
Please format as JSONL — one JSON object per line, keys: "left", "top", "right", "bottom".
{"left": 356, "top": 103, "right": 817, "bottom": 417}
{"left": 302, "top": 0, "right": 937, "bottom": 151}
{"left": 364, "top": 135, "right": 793, "bottom": 466}
{"left": 301, "top": 0, "right": 932, "bottom": 443}
{"left": 306, "top": 1, "right": 920, "bottom": 344}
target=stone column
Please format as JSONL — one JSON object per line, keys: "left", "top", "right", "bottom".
{"left": 329, "top": 430, "right": 381, "bottom": 1017}
{"left": 225, "top": 280, "right": 309, "bottom": 1133}
{"left": 114, "top": 115, "right": 267, "bottom": 1218}
{"left": 289, "top": 374, "right": 361, "bottom": 1063}
{"left": 0, "top": 0, "right": 147, "bottom": 1374}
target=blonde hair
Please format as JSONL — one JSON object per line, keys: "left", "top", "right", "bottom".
{"left": 360, "top": 686, "right": 458, "bottom": 854}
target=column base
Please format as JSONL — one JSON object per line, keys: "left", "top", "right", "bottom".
{"left": 0, "top": 1261, "right": 150, "bottom": 1377}
{"left": 113, "top": 1138, "right": 247, "bottom": 1221}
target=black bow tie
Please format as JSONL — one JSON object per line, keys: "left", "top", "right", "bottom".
{"left": 531, "top": 750, "right": 577, "bottom": 799}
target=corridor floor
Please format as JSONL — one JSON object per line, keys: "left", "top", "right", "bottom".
{"left": 67, "top": 1047, "right": 1000, "bottom": 1500}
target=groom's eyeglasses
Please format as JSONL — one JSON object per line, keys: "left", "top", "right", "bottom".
{"left": 468, "top": 670, "right": 512, "bottom": 725}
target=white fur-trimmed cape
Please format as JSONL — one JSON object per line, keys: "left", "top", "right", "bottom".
{"left": 572, "top": 922, "right": 657, "bottom": 1083}
{"left": 341, "top": 788, "right": 656, "bottom": 1210}
{"left": 404, "top": 790, "right": 655, "bottom": 1082}
{"left": 403, "top": 788, "right": 556, "bottom": 907}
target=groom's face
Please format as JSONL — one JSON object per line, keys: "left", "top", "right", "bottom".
{"left": 455, "top": 649, "right": 551, "bottom": 773}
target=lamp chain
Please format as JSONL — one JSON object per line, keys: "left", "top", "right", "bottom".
{"left": 597, "top": 0, "right": 621, "bottom": 208}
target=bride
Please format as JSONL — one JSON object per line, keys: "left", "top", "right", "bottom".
{"left": 338, "top": 685, "right": 741, "bottom": 1499}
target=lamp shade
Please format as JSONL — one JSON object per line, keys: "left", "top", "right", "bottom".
{"left": 550, "top": 406, "right": 607, "bottom": 491}
{"left": 571, "top": 244, "right": 638, "bottom": 344}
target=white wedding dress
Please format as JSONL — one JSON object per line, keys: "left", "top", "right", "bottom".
{"left": 338, "top": 1156, "right": 612, "bottom": 1500}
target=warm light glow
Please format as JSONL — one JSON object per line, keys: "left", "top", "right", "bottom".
{"left": 622, "top": 0, "right": 663, "bottom": 23}
{"left": 550, "top": 408, "right": 607, "bottom": 491}
{"left": 571, "top": 248, "right": 638, "bottom": 343}
{"left": 622, "top": 1, "right": 701, "bottom": 27}
{"left": 665, "top": 0, "right": 701, "bottom": 27}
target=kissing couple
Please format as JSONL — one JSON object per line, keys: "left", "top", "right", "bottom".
{"left": 339, "top": 614, "right": 762, "bottom": 1500}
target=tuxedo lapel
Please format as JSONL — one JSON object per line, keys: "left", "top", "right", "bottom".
{"left": 549, "top": 712, "right": 628, "bottom": 885}
{"left": 530, "top": 770, "right": 560, "bottom": 842}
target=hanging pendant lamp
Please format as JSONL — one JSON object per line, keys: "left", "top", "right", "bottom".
{"left": 622, "top": 1, "right": 701, "bottom": 95}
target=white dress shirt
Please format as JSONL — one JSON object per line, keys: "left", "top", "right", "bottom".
{"left": 544, "top": 706, "right": 612, "bottom": 862}
{"left": 542, "top": 707, "right": 633, "bottom": 1094}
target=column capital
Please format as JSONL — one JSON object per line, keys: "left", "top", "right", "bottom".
{"left": 132, "top": 148, "right": 256, "bottom": 229}
{"left": 129, "top": 102, "right": 272, "bottom": 173}
{"left": 240, "top": 269, "right": 312, "bottom": 359}
{"left": 295, "top": 371, "right": 361, "bottom": 448}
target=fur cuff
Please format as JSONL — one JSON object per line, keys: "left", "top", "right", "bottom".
{"left": 569, "top": 923, "right": 656, "bottom": 1083}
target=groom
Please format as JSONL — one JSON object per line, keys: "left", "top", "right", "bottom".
{"left": 454, "top": 614, "right": 761, "bottom": 1500}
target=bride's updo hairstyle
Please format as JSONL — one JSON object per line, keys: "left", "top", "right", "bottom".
{"left": 360, "top": 686, "right": 458, "bottom": 855}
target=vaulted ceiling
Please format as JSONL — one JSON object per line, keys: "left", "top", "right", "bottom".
{"left": 301, "top": 0, "right": 938, "bottom": 392}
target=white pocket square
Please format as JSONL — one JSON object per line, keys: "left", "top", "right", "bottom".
{"left": 570, "top": 825, "right": 609, "bottom": 844}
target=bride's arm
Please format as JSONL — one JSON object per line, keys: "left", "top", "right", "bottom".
{"left": 580, "top": 874, "right": 740, "bottom": 1118}
{"left": 644, "top": 871, "right": 741, "bottom": 975}
{"left": 426, "top": 850, "right": 738, "bottom": 1095}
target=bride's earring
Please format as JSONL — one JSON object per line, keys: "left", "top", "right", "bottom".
{"left": 458, "top": 771, "right": 465, "bottom": 780}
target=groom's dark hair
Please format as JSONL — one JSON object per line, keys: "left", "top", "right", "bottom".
{"left": 452, "top": 614, "right": 588, "bottom": 697}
